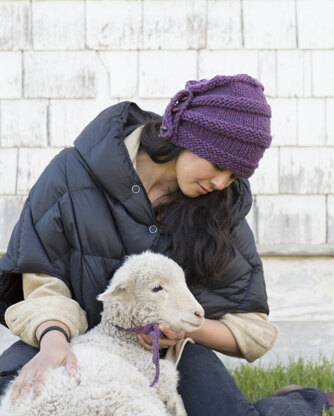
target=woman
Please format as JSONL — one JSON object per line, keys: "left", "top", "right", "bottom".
{"left": 0, "top": 74, "right": 332, "bottom": 415}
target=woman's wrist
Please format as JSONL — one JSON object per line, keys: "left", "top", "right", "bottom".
{"left": 185, "top": 318, "right": 242, "bottom": 357}
{"left": 39, "top": 331, "right": 71, "bottom": 350}
{"left": 36, "top": 320, "right": 71, "bottom": 349}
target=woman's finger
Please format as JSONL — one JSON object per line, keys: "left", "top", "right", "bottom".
{"left": 138, "top": 334, "right": 152, "bottom": 351}
{"left": 10, "top": 370, "right": 36, "bottom": 406}
{"left": 159, "top": 325, "right": 185, "bottom": 340}
{"left": 139, "top": 333, "right": 177, "bottom": 349}
{"left": 158, "top": 338, "right": 177, "bottom": 348}
{"left": 33, "top": 373, "right": 46, "bottom": 399}
{"left": 10, "top": 383, "right": 21, "bottom": 407}
{"left": 65, "top": 352, "right": 78, "bottom": 377}
{"left": 20, "top": 377, "right": 34, "bottom": 398}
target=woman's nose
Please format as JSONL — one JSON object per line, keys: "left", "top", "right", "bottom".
{"left": 210, "top": 173, "right": 231, "bottom": 191}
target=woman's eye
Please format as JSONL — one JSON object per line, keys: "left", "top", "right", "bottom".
{"left": 151, "top": 285, "right": 163, "bottom": 293}
{"left": 214, "top": 164, "right": 224, "bottom": 172}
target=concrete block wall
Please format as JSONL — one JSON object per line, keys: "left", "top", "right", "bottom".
{"left": 0, "top": 0, "right": 333, "bottom": 361}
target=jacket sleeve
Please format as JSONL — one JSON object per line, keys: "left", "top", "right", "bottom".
{"left": 0, "top": 149, "right": 76, "bottom": 280}
{"left": 219, "top": 312, "right": 279, "bottom": 362}
{"left": 0, "top": 149, "right": 80, "bottom": 318}
{"left": 5, "top": 273, "right": 88, "bottom": 348}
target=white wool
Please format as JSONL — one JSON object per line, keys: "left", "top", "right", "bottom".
{"left": 0, "top": 251, "right": 204, "bottom": 416}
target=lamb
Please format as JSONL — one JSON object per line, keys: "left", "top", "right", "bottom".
{"left": 0, "top": 251, "right": 205, "bottom": 416}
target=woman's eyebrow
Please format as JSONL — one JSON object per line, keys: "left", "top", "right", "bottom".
{"left": 213, "top": 163, "right": 225, "bottom": 171}
{"left": 213, "top": 163, "right": 240, "bottom": 178}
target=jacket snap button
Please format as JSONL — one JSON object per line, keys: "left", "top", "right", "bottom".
{"left": 131, "top": 185, "right": 140, "bottom": 194}
{"left": 149, "top": 225, "right": 158, "bottom": 234}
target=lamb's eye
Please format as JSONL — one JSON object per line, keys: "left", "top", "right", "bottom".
{"left": 151, "top": 285, "right": 163, "bottom": 293}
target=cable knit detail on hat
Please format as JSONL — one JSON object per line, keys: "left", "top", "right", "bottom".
{"left": 182, "top": 111, "right": 270, "bottom": 147}
{"left": 158, "top": 74, "right": 272, "bottom": 178}
{"left": 191, "top": 95, "right": 271, "bottom": 117}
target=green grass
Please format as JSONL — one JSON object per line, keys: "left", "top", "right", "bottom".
{"left": 229, "top": 357, "right": 334, "bottom": 415}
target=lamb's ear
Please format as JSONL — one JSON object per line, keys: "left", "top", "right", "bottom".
{"left": 97, "top": 274, "right": 133, "bottom": 302}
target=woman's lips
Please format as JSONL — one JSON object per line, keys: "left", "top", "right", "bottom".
{"left": 198, "top": 183, "right": 208, "bottom": 194}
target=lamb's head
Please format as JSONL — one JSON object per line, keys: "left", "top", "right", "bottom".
{"left": 98, "top": 251, "right": 204, "bottom": 333}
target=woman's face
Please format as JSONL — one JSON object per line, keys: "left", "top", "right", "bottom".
{"left": 175, "top": 150, "right": 239, "bottom": 198}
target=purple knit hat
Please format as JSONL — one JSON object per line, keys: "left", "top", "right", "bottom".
{"left": 158, "top": 74, "right": 272, "bottom": 178}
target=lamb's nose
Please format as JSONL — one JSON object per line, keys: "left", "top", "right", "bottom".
{"left": 194, "top": 310, "right": 204, "bottom": 319}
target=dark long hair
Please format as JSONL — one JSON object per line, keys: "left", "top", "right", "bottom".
{"left": 139, "top": 118, "right": 236, "bottom": 288}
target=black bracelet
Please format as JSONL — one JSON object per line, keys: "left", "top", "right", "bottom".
{"left": 38, "top": 326, "right": 70, "bottom": 349}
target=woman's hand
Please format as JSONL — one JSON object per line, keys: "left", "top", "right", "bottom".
{"left": 10, "top": 331, "right": 77, "bottom": 406}
{"left": 137, "top": 325, "right": 185, "bottom": 351}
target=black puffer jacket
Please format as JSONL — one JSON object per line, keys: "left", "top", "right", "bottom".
{"left": 0, "top": 101, "right": 269, "bottom": 329}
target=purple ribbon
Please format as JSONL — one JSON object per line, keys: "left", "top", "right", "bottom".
{"left": 113, "top": 322, "right": 163, "bottom": 387}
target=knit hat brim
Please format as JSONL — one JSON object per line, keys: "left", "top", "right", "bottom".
{"left": 174, "top": 129, "right": 266, "bottom": 179}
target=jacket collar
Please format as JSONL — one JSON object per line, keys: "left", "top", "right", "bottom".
{"left": 74, "top": 101, "right": 161, "bottom": 224}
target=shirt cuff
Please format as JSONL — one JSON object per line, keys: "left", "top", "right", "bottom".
{"left": 219, "top": 313, "right": 279, "bottom": 362}
{"left": 5, "top": 296, "right": 88, "bottom": 348}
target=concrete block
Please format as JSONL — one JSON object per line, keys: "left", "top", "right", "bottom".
{"left": 249, "top": 147, "right": 279, "bottom": 195}
{"left": 222, "top": 321, "right": 334, "bottom": 369}
{"left": 258, "top": 51, "right": 276, "bottom": 98}
{"left": 94, "top": 53, "right": 114, "bottom": 104}
{"left": 268, "top": 98, "right": 297, "bottom": 146}
{"left": 1, "top": 100, "right": 48, "bottom": 147}
{"left": 245, "top": 202, "right": 257, "bottom": 242}
{"left": 0, "top": 52, "right": 22, "bottom": 98}
{"left": 49, "top": 99, "right": 116, "bottom": 148}
{"left": 139, "top": 51, "right": 197, "bottom": 98}
{"left": 0, "top": 196, "right": 25, "bottom": 253}
{"left": 312, "top": 51, "right": 334, "bottom": 97}
{"left": 24, "top": 52, "right": 97, "bottom": 98}
{"left": 0, "top": 149, "right": 17, "bottom": 195}
{"left": 129, "top": 98, "right": 167, "bottom": 118}
{"left": 17, "top": 147, "right": 60, "bottom": 195}
{"left": 328, "top": 196, "right": 334, "bottom": 243}
{"left": 99, "top": 52, "right": 138, "bottom": 98}
{"left": 207, "top": 0, "right": 242, "bottom": 49}
{"left": 143, "top": 0, "right": 206, "bottom": 50}
{"left": 199, "top": 50, "right": 258, "bottom": 80}
{"left": 262, "top": 257, "right": 334, "bottom": 321}
{"left": 0, "top": 2, "right": 31, "bottom": 50}
{"left": 86, "top": 1, "right": 142, "bottom": 50}
{"left": 243, "top": 0, "right": 296, "bottom": 49}
{"left": 280, "top": 147, "right": 334, "bottom": 194}
{"left": 257, "top": 195, "right": 326, "bottom": 244}
{"left": 327, "top": 99, "right": 334, "bottom": 146}
{"left": 298, "top": 99, "right": 326, "bottom": 146}
{"left": 297, "top": 0, "right": 334, "bottom": 49}
{"left": 277, "top": 51, "right": 312, "bottom": 97}
{"left": 33, "top": 1, "right": 85, "bottom": 50}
